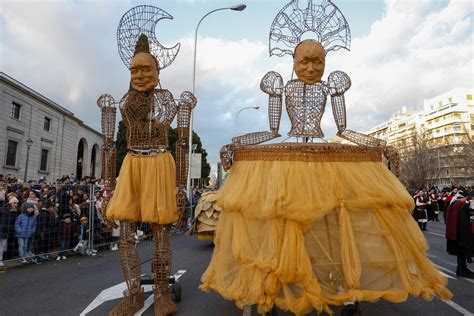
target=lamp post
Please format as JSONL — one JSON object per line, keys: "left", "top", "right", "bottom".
{"left": 24, "top": 137, "right": 33, "bottom": 182}
{"left": 234, "top": 106, "right": 259, "bottom": 136}
{"left": 187, "top": 3, "right": 247, "bottom": 203}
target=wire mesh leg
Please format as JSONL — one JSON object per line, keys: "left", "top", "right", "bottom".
{"left": 153, "top": 224, "right": 177, "bottom": 316}
{"left": 109, "top": 221, "right": 144, "bottom": 316}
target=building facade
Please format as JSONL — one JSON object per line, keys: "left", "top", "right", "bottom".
{"left": 0, "top": 72, "right": 102, "bottom": 182}
{"left": 367, "top": 88, "right": 474, "bottom": 186}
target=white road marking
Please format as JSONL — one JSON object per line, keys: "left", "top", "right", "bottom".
{"left": 80, "top": 270, "right": 186, "bottom": 316}
{"left": 432, "top": 262, "right": 474, "bottom": 285}
{"left": 425, "top": 231, "right": 445, "bottom": 237}
{"left": 174, "top": 269, "right": 186, "bottom": 280}
{"left": 433, "top": 263, "right": 456, "bottom": 277}
{"left": 442, "top": 300, "right": 474, "bottom": 316}
{"left": 428, "top": 253, "right": 458, "bottom": 267}
{"left": 438, "top": 270, "right": 456, "bottom": 280}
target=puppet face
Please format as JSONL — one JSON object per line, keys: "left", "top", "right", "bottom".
{"left": 293, "top": 40, "right": 325, "bottom": 85}
{"left": 130, "top": 52, "right": 159, "bottom": 92}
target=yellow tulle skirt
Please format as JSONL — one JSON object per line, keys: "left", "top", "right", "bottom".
{"left": 106, "top": 152, "right": 178, "bottom": 224}
{"left": 200, "top": 143, "right": 451, "bottom": 315}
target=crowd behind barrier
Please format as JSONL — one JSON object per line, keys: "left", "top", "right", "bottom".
{"left": 0, "top": 174, "right": 127, "bottom": 269}
{"left": 0, "top": 173, "right": 200, "bottom": 271}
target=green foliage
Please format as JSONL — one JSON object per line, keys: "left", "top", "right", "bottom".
{"left": 114, "top": 121, "right": 211, "bottom": 181}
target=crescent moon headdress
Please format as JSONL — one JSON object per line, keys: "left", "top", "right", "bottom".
{"left": 117, "top": 5, "right": 180, "bottom": 70}
{"left": 269, "top": 0, "right": 351, "bottom": 57}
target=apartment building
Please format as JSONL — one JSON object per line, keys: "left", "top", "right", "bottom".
{"left": 367, "top": 88, "right": 473, "bottom": 186}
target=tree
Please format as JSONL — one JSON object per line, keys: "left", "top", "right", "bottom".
{"left": 399, "top": 132, "right": 439, "bottom": 190}
{"left": 114, "top": 121, "right": 211, "bottom": 182}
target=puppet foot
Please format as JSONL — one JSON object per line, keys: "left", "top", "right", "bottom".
{"left": 154, "top": 291, "right": 177, "bottom": 316}
{"left": 109, "top": 288, "right": 144, "bottom": 316}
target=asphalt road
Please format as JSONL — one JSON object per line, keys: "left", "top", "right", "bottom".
{"left": 0, "top": 221, "right": 473, "bottom": 316}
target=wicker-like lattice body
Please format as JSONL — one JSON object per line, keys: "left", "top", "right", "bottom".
{"left": 120, "top": 90, "right": 176, "bottom": 150}
{"left": 285, "top": 80, "right": 327, "bottom": 138}
{"left": 97, "top": 94, "right": 117, "bottom": 190}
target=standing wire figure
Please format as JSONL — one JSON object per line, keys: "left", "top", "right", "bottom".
{"left": 97, "top": 5, "right": 196, "bottom": 316}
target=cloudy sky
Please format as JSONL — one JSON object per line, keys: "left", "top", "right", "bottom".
{"left": 1, "top": 0, "right": 473, "bottom": 172}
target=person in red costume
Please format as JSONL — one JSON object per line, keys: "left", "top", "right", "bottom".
{"left": 445, "top": 189, "right": 474, "bottom": 278}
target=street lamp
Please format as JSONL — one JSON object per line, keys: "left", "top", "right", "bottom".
{"left": 24, "top": 137, "right": 33, "bottom": 182}
{"left": 187, "top": 3, "right": 247, "bottom": 204}
{"left": 234, "top": 106, "right": 259, "bottom": 136}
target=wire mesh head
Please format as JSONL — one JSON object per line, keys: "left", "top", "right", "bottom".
{"left": 117, "top": 5, "right": 180, "bottom": 70}
{"left": 269, "top": 0, "right": 351, "bottom": 57}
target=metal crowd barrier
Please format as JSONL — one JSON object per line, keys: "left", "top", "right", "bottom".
{"left": 0, "top": 184, "right": 132, "bottom": 266}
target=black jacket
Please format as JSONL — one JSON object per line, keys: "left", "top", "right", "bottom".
{"left": 457, "top": 203, "right": 474, "bottom": 254}
{"left": 0, "top": 206, "right": 18, "bottom": 239}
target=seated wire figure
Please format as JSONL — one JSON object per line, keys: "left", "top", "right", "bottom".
{"left": 97, "top": 6, "right": 195, "bottom": 316}
{"left": 203, "top": 1, "right": 450, "bottom": 315}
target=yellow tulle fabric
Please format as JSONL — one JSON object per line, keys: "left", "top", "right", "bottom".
{"left": 106, "top": 152, "right": 178, "bottom": 224}
{"left": 200, "top": 145, "right": 452, "bottom": 315}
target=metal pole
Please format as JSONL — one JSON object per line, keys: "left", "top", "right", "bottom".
{"left": 88, "top": 184, "right": 94, "bottom": 256}
{"left": 24, "top": 147, "right": 31, "bottom": 182}
{"left": 24, "top": 138, "right": 33, "bottom": 182}
{"left": 234, "top": 106, "right": 259, "bottom": 136}
{"left": 187, "top": 4, "right": 247, "bottom": 212}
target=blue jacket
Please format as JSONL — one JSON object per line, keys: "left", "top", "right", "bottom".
{"left": 15, "top": 211, "right": 37, "bottom": 238}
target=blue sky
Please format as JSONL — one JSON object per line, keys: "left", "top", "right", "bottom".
{"left": 1, "top": 0, "right": 473, "bottom": 174}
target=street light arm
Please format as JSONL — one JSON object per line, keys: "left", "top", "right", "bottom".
{"left": 234, "top": 106, "right": 260, "bottom": 136}
{"left": 188, "top": 3, "right": 246, "bottom": 207}
{"left": 193, "top": 7, "right": 235, "bottom": 94}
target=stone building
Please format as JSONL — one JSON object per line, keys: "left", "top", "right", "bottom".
{"left": 0, "top": 72, "right": 102, "bottom": 182}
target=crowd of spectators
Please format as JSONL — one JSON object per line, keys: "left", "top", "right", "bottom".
{"left": 411, "top": 185, "right": 473, "bottom": 278}
{"left": 0, "top": 174, "right": 117, "bottom": 270}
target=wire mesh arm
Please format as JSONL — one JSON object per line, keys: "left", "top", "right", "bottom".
{"left": 176, "top": 91, "right": 197, "bottom": 217}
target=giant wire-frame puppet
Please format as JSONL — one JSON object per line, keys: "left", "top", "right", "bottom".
{"left": 220, "top": 0, "right": 399, "bottom": 174}
{"left": 97, "top": 5, "right": 196, "bottom": 316}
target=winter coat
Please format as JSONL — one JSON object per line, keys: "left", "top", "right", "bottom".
{"left": 0, "top": 205, "right": 14, "bottom": 239}
{"left": 59, "top": 220, "right": 76, "bottom": 240}
{"left": 36, "top": 209, "right": 59, "bottom": 240}
{"left": 446, "top": 200, "right": 473, "bottom": 257}
{"left": 15, "top": 211, "right": 37, "bottom": 238}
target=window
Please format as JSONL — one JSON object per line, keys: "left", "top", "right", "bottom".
{"left": 44, "top": 117, "right": 51, "bottom": 131}
{"left": 448, "top": 97, "right": 452, "bottom": 103}
{"left": 438, "top": 101, "right": 442, "bottom": 106}
{"left": 40, "top": 149, "right": 49, "bottom": 171}
{"left": 6, "top": 140, "right": 18, "bottom": 166}
{"left": 453, "top": 125, "right": 461, "bottom": 132}
{"left": 467, "top": 94, "right": 472, "bottom": 101}
{"left": 11, "top": 102, "right": 21, "bottom": 119}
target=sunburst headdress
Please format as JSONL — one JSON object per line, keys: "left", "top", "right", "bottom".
{"left": 269, "top": 0, "right": 351, "bottom": 57}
